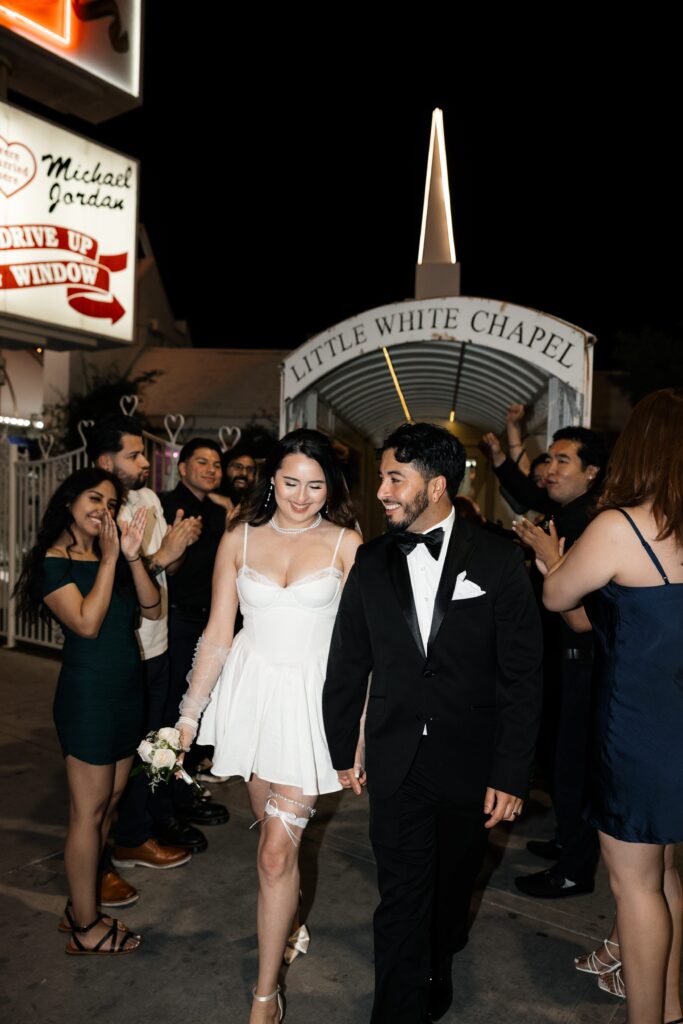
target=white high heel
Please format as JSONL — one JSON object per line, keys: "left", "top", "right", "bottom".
{"left": 252, "top": 985, "right": 285, "bottom": 1022}
{"left": 598, "top": 967, "right": 626, "bottom": 999}
{"left": 574, "top": 938, "right": 621, "bottom": 976}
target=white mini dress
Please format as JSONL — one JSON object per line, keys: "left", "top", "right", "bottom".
{"left": 198, "top": 524, "right": 345, "bottom": 795}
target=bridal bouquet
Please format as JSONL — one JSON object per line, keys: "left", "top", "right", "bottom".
{"left": 131, "top": 727, "right": 200, "bottom": 792}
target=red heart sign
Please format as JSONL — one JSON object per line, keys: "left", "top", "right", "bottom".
{"left": 0, "top": 137, "right": 37, "bottom": 198}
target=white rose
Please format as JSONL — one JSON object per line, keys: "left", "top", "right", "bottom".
{"left": 137, "top": 739, "right": 154, "bottom": 763}
{"left": 157, "top": 726, "right": 180, "bottom": 747}
{"left": 151, "top": 747, "right": 177, "bottom": 770}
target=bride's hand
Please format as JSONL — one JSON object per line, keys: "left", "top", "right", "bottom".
{"left": 338, "top": 767, "right": 365, "bottom": 795}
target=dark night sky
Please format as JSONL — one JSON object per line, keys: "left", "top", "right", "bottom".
{"left": 13, "top": 12, "right": 680, "bottom": 371}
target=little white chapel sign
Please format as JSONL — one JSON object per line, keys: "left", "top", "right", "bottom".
{"left": 283, "top": 297, "right": 593, "bottom": 402}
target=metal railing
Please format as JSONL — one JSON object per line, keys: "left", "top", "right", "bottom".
{"left": 0, "top": 397, "right": 241, "bottom": 650}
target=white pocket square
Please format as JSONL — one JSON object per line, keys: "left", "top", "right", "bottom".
{"left": 452, "top": 571, "right": 486, "bottom": 600}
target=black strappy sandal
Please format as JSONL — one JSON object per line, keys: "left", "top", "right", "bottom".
{"left": 57, "top": 900, "right": 128, "bottom": 936}
{"left": 65, "top": 912, "right": 142, "bottom": 956}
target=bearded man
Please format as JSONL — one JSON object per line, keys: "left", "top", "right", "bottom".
{"left": 323, "top": 422, "right": 543, "bottom": 1024}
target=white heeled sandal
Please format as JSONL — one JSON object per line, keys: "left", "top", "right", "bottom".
{"left": 574, "top": 938, "right": 621, "bottom": 976}
{"left": 252, "top": 985, "right": 285, "bottom": 1021}
{"left": 598, "top": 967, "right": 626, "bottom": 999}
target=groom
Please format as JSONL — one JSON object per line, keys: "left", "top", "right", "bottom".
{"left": 323, "top": 422, "right": 543, "bottom": 1024}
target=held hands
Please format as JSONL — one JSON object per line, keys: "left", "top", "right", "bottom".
{"left": 484, "top": 787, "right": 523, "bottom": 829}
{"left": 120, "top": 507, "right": 148, "bottom": 561}
{"left": 511, "top": 517, "right": 565, "bottom": 574}
{"left": 337, "top": 765, "right": 367, "bottom": 796}
{"left": 98, "top": 510, "right": 120, "bottom": 563}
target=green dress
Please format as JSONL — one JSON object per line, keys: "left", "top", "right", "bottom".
{"left": 43, "top": 558, "right": 144, "bottom": 765}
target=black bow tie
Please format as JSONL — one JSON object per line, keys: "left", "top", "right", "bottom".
{"left": 393, "top": 528, "right": 444, "bottom": 560}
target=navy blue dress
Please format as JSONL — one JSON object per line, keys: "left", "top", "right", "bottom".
{"left": 585, "top": 510, "right": 683, "bottom": 844}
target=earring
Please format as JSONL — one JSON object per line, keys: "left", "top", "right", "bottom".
{"left": 266, "top": 482, "right": 274, "bottom": 504}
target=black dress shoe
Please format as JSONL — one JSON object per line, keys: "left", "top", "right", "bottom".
{"left": 514, "top": 868, "right": 594, "bottom": 898}
{"left": 427, "top": 953, "right": 453, "bottom": 1022}
{"left": 154, "top": 816, "right": 208, "bottom": 853}
{"left": 526, "top": 838, "right": 563, "bottom": 860}
{"left": 176, "top": 798, "right": 230, "bottom": 826}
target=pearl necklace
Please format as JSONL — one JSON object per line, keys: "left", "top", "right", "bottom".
{"left": 269, "top": 513, "right": 323, "bottom": 535}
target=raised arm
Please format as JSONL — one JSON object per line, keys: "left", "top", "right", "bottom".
{"left": 494, "top": 455, "right": 555, "bottom": 514}
{"left": 149, "top": 509, "right": 203, "bottom": 577}
{"left": 120, "top": 507, "right": 161, "bottom": 619}
{"left": 176, "top": 526, "right": 241, "bottom": 749}
{"left": 506, "top": 403, "right": 531, "bottom": 476}
{"left": 543, "top": 509, "right": 623, "bottom": 612}
{"left": 43, "top": 513, "right": 119, "bottom": 638}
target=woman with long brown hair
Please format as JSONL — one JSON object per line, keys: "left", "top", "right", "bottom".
{"left": 14, "top": 467, "right": 161, "bottom": 955}
{"left": 175, "top": 429, "right": 362, "bottom": 1023}
{"left": 541, "top": 389, "right": 683, "bottom": 1024}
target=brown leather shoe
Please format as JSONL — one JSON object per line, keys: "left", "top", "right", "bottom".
{"left": 111, "top": 838, "right": 192, "bottom": 870}
{"left": 98, "top": 869, "right": 139, "bottom": 908}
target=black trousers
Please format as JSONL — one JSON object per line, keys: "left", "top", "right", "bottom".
{"left": 165, "top": 608, "right": 210, "bottom": 809}
{"left": 369, "top": 737, "right": 489, "bottom": 1024}
{"left": 553, "top": 657, "right": 599, "bottom": 882}
{"left": 114, "top": 651, "right": 175, "bottom": 847}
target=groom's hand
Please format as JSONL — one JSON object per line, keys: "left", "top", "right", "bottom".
{"left": 337, "top": 767, "right": 365, "bottom": 796}
{"left": 483, "top": 787, "right": 523, "bottom": 828}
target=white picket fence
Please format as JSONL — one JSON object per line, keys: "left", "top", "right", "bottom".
{"left": 0, "top": 399, "right": 240, "bottom": 650}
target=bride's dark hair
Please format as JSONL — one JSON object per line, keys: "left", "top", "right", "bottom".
{"left": 230, "top": 429, "right": 356, "bottom": 530}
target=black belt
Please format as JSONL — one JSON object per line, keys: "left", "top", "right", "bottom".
{"left": 170, "top": 603, "right": 209, "bottom": 619}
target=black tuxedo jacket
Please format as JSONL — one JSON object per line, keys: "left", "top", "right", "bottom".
{"left": 322, "top": 517, "right": 543, "bottom": 804}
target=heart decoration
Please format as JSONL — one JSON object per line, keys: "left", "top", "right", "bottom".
{"left": 38, "top": 433, "right": 55, "bottom": 459}
{"left": 119, "top": 394, "right": 139, "bottom": 416}
{"left": 0, "top": 137, "right": 37, "bottom": 198}
{"left": 164, "top": 413, "right": 185, "bottom": 444}
{"left": 77, "top": 419, "right": 95, "bottom": 447}
{"left": 219, "top": 425, "right": 242, "bottom": 452}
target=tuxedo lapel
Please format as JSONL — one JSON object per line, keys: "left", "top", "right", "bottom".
{"left": 387, "top": 540, "right": 426, "bottom": 659}
{"left": 426, "top": 519, "right": 475, "bottom": 652}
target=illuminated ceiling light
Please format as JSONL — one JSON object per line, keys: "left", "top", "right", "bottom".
{"left": 417, "top": 108, "right": 456, "bottom": 266}
{"left": 0, "top": 1, "right": 71, "bottom": 45}
{"left": 382, "top": 347, "right": 413, "bottom": 423}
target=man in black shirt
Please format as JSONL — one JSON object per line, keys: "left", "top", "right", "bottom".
{"left": 161, "top": 438, "right": 231, "bottom": 824}
{"left": 489, "top": 426, "right": 608, "bottom": 898}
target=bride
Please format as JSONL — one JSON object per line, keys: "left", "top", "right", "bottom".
{"left": 176, "top": 429, "right": 362, "bottom": 1022}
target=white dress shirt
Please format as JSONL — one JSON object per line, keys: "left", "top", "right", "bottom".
{"left": 119, "top": 487, "right": 168, "bottom": 660}
{"left": 406, "top": 506, "right": 455, "bottom": 651}
{"left": 404, "top": 507, "right": 455, "bottom": 735}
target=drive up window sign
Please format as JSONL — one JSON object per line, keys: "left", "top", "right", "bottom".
{"left": 0, "top": 100, "right": 138, "bottom": 343}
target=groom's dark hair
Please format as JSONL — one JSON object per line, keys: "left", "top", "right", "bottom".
{"left": 379, "top": 423, "right": 466, "bottom": 502}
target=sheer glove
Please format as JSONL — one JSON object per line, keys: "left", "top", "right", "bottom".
{"left": 176, "top": 634, "right": 230, "bottom": 750}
